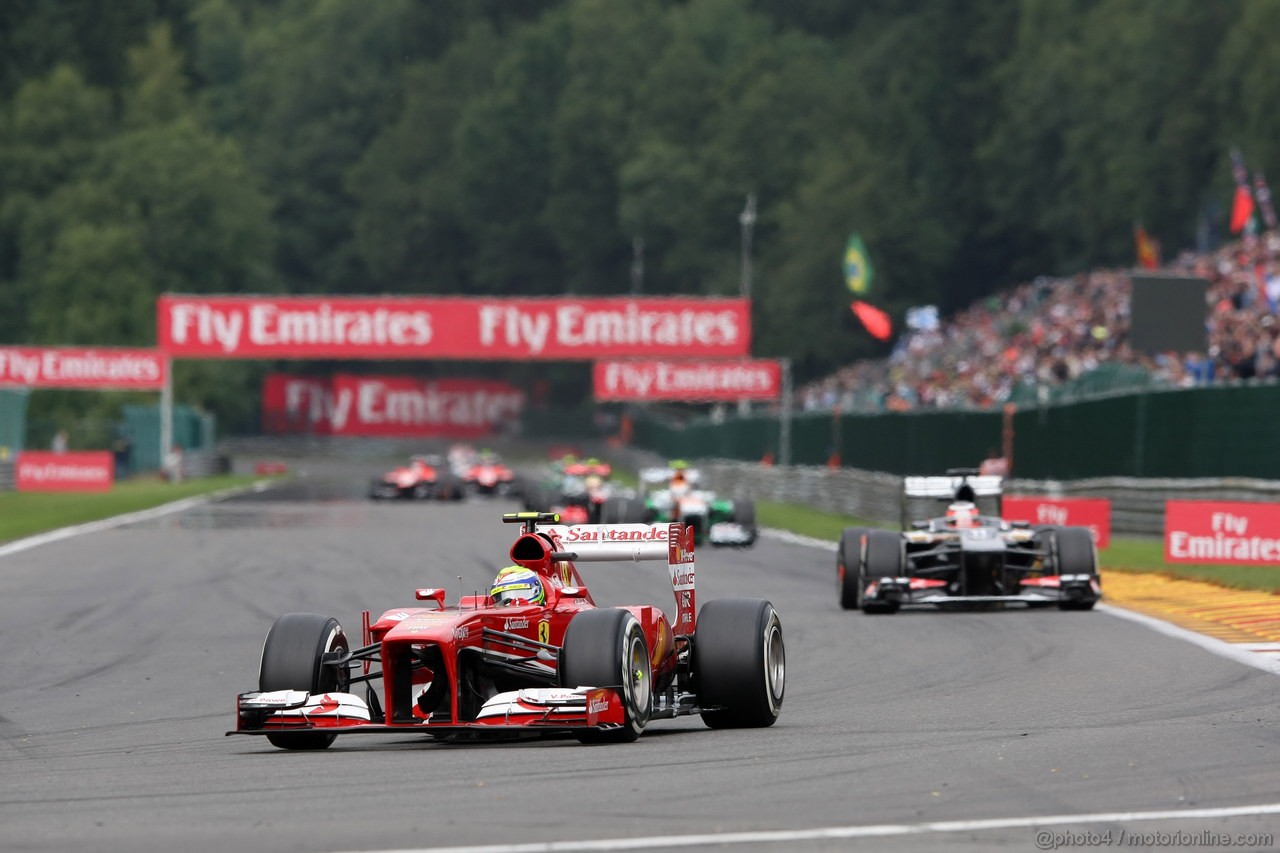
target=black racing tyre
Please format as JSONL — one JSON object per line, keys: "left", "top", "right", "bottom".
{"left": 524, "top": 484, "right": 547, "bottom": 512}
{"left": 435, "top": 474, "right": 464, "bottom": 501}
{"left": 695, "top": 598, "right": 785, "bottom": 728}
{"left": 411, "top": 482, "right": 433, "bottom": 500}
{"left": 837, "top": 528, "right": 871, "bottom": 610}
{"left": 599, "top": 497, "right": 626, "bottom": 524}
{"left": 732, "top": 499, "right": 757, "bottom": 544}
{"left": 860, "top": 530, "right": 903, "bottom": 614}
{"left": 368, "top": 478, "right": 389, "bottom": 500}
{"left": 258, "top": 613, "right": 349, "bottom": 750}
{"left": 559, "top": 609, "right": 652, "bottom": 743}
{"left": 1052, "top": 526, "right": 1099, "bottom": 611}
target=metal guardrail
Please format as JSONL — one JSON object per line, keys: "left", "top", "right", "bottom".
{"left": 668, "top": 459, "right": 1280, "bottom": 537}
{"left": 0, "top": 460, "right": 13, "bottom": 492}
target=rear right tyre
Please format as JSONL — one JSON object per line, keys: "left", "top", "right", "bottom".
{"left": 695, "top": 598, "right": 785, "bottom": 728}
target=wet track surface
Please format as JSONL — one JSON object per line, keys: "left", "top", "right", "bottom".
{"left": 3, "top": 464, "right": 1279, "bottom": 852}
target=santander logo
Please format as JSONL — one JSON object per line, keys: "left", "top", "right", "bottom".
{"left": 588, "top": 697, "right": 611, "bottom": 715}
{"left": 564, "top": 525, "right": 669, "bottom": 543}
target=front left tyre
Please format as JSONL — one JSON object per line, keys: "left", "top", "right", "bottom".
{"left": 559, "top": 609, "right": 652, "bottom": 743}
{"left": 258, "top": 613, "right": 349, "bottom": 750}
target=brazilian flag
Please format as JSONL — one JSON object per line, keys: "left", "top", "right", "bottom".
{"left": 843, "top": 234, "right": 873, "bottom": 295}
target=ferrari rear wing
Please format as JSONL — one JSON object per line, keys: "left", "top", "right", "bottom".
{"left": 504, "top": 515, "right": 698, "bottom": 633}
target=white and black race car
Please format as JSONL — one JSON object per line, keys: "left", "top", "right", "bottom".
{"left": 837, "top": 469, "right": 1100, "bottom": 614}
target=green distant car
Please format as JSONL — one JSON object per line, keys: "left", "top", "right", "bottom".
{"left": 607, "top": 462, "right": 756, "bottom": 547}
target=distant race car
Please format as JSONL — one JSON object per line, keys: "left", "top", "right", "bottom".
{"left": 462, "top": 450, "right": 517, "bottom": 496}
{"left": 522, "top": 457, "right": 625, "bottom": 524}
{"left": 228, "top": 513, "right": 785, "bottom": 748}
{"left": 368, "top": 455, "right": 465, "bottom": 501}
{"left": 837, "top": 469, "right": 1100, "bottom": 614}
{"left": 632, "top": 462, "right": 757, "bottom": 547}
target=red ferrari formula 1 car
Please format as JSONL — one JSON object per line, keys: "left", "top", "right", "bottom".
{"left": 229, "top": 513, "right": 785, "bottom": 748}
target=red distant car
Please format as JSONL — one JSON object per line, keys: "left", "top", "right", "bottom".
{"left": 368, "top": 455, "right": 464, "bottom": 501}
{"left": 229, "top": 513, "right": 785, "bottom": 748}
{"left": 463, "top": 450, "right": 517, "bottom": 496}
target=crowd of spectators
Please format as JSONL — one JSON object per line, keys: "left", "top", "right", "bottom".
{"left": 799, "top": 231, "right": 1280, "bottom": 413}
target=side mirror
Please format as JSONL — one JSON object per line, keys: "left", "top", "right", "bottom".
{"left": 1011, "top": 521, "right": 1031, "bottom": 529}
{"left": 559, "top": 586, "right": 587, "bottom": 598}
{"left": 415, "top": 588, "right": 447, "bottom": 608}
{"left": 910, "top": 521, "right": 928, "bottom": 530}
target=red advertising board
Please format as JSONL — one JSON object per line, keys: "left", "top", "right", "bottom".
{"left": 158, "top": 295, "right": 751, "bottom": 360}
{"left": 593, "top": 359, "right": 781, "bottom": 402}
{"left": 1003, "top": 496, "right": 1112, "bottom": 548}
{"left": 0, "top": 347, "right": 167, "bottom": 390}
{"left": 262, "top": 374, "right": 524, "bottom": 438}
{"left": 17, "top": 451, "right": 114, "bottom": 492}
{"left": 1165, "top": 500, "right": 1280, "bottom": 565}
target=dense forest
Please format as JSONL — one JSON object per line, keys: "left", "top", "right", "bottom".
{"left": 2, "top": 0, "right": 1278, "bottom": 429}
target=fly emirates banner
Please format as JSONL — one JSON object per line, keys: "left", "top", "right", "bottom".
{"left": 157, "top": 295, "right": 751, "bottom": 359}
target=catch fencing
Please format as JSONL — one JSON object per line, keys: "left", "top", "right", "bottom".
{"left": 677, "top": 459, "right": 1280, "bottom": 536}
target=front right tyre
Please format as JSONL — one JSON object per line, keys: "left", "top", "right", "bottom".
{"left": 258, "top": 613, "right": 349, "bottom": 750}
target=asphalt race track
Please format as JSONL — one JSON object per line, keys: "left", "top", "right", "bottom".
{"left": 3, "top": 463, "right": 1279, "bottom": 853}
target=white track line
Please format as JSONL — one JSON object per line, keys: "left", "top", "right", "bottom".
{"left": 759, "top": 528, "right": 1280, "bottom": 677}
{"left": 325, "top": 801, "right": 1280, "bottom": 853}
{"left": 0, "top": 479, "right": 274, "bottom": 561}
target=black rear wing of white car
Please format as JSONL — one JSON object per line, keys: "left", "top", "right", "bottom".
{"left": 639, "top": 467, "right": 702, "bottom": 487}
{"left": 901, "top": 469, "right": 1003, "bottom": 528}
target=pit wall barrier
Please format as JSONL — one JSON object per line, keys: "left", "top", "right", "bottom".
{"left": 633, "top": 381, "right": 1280, "bottom": 480}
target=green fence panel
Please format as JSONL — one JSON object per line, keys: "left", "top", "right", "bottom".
{"left": 0, "top": 388, "right": 29, "bottom": 460}
{"left": 633, "top": 382, "right": 1280, "bottom": 479}
{"left": 121, "top": 404, "right": 215, "bottom": 474}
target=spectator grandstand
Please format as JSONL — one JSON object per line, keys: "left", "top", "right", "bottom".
{"left": 799, "top": 231, "right": 1280, "bottom": 413}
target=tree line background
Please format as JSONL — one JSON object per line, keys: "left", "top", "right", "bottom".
{"left": 2, "top": 0, "right": 1277, "bottom": 431}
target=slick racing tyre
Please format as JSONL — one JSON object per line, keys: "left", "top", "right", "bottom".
{"left": 559, "top": 609, "right": 652, "bottom": 743}
{"left": 435, "top": 474, "right": 465, "bottom": 501}
{"left": 1049, "top": 526, "right": 1099, "bottom": 611}
{"left": 259, "top": 613, "right": 349, "bottom": 750}
{"left": 837, "top": 528, "right": 872, "bottom": 610}
{"left": 860, "top": 530, "right": 903, "bottom": 614}
{"left": 732, "top": 499, "right": 757, "bottom": 544}
{"left": 695, "top": 598, "right": 785, "bottom": 728}
{"left": 600, "top": 496, "right": 625, "bottom": 524}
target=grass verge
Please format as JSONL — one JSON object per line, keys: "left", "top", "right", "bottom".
{"left": 0, "top": 475, "right": 264, "bottom": 544}
{"left": 756, "top": 499, "right": 1280, "bottom": 595}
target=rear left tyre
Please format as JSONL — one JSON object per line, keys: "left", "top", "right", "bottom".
{"left": 258, "top": 613, "right": 349, "bottom": 750}
{"left": 695, "top": 598, "right": 785, "bottom": 728}
{"left": 559, "top": 609, "right": 652, "bottom": 743}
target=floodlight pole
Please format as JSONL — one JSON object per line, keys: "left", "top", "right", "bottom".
{"left": 739, "top": 193, "right": 757, "bottom": 300}
{"left": 631, "top": 236, "right": 644, "bottom": 294}
{"left": 779, "top": 357, "right": 792, "bottom": 467}
{"left": 160, "top": 363, "right": 173, "bottom": 480}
